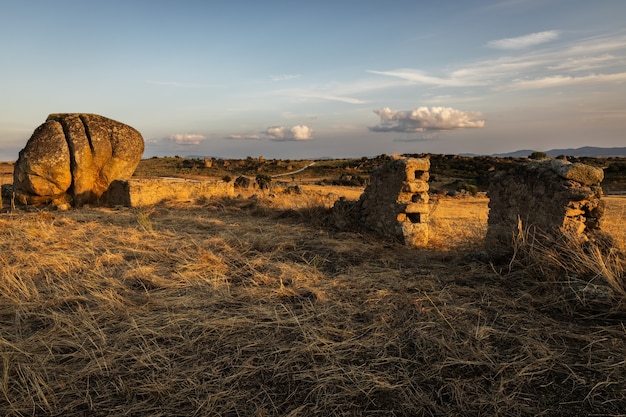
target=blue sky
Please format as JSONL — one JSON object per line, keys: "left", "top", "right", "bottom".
{"left": 1, "top": 0, "right": 625, "bottom": 160}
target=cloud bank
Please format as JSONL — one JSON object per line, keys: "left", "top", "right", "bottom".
{"left": 495, "top": 72, "right": 626, "bottom": 91}
{"left": 271, "top": 74, "right": 301, "bottom": 81}
{"left": 264, "top": 125, "right": 313, "bottom": 141}
{"left": 169, "top": 133, "right": 207, "bottom": 145}
{"left": 366, "top": 69, "right": 484, "bottom": 87}
{"left": 487, "top": 30, "right": 560, "bottom": 49}
{"left": 370, "top": 32, "right": 626, "bottom": 94}
{"left": 227, "top": 134, "right": 262, "bottom": 140}
{"left": 369, "top": 107, "right": 485, "bottom": 133}
{"left": 228, "top": 125, "right": 314, "bottom": 141}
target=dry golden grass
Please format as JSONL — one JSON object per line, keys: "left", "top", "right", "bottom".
{"left": 0, "top": 162, "right": 12, "bottom": 188}
{"left": 603, "top": 196, "right": 626, "bottom": 252}
{"left": 0, "top": 190, "right": 625, "bottom": 416}
{"left": 427, "top": 195, "right": 490, "bottom": 250}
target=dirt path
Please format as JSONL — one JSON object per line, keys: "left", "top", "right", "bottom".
{"left": 271, "top": 161, "right": 316, "bottom": 178}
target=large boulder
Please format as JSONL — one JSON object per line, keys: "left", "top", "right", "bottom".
{"left": 13, "top": 114, "right": 144, "bottom": 206}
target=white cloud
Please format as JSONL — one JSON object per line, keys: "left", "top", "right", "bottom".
{"left": 264, "top": 125, "right": 313, "bottom": 141}
{"left": 495, "top": 72, "right": 626, "bottom": 91}
{"left": 265, "top": 126, "right": 288, "bottom": 139}
{"left": 228, "top": 125, "right": 314, "bottom": 141}
{"left": 367, "top": 69, "right": 484, "bottom": 87}
{"left": 369, "top": 107, "right": 485, "bottom": 133}
{"left": 369, "top": 31, "right": 626, "bottom": 94}
{"left": 168, "top": 133, "right": 207, "bottom": 145}
{"left": 270, "top": 87, "right": 369, "bottom": 104}
{"left": 268, "top": 77, "right": 406, "bottom": 105}
{"left": 297, "top": 93, "right": 368, "bottom": 104}
{"left": 547, "top": 54, "right": 618, "bottom": 71}
{"left": 226, "top": 134, "right": 262, "bottom": 140}
{"left": 290, "top": 125, "right": 313, "bottom": 140}
{"left": 567, "top": 34, "right": 626, "bottom": 55}
{"left": 449, "top": 55, "right": 547, "bottom": 82}
{"left": 271, "top": 74, "right": 301, "bottom": 81}
{"left": 487, "top": 30, "right": 560, "bottom": 49}
{"left": 369, "top": 56, "right": 547, "bottom": 89}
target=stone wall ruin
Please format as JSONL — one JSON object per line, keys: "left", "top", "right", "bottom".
{"left": 486, "top": 158, "right": 606, "bottom": 246}
{"left": 101, "top": 178, "right": 234, "bottom": 207}
{"left": 334, "top": 157, "right": 430, "bottom": 247}
{"left": 333, "top": 156, "right": 610, "bottom": 250}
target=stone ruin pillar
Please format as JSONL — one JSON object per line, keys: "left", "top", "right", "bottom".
{"left": 486, "top": 158, "right": 605, "bottom": 245}
{"left": 338, "top": 157, "right": 430, "bottom": 247}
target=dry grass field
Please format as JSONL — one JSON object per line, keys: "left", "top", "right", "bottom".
{"left": 0, "top": 162, "right": 12, "bottom": 188}
{"left": 1, "top": 184, "right": 625, "bottom": 415}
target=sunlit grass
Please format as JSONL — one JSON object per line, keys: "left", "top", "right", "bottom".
{"left": 0, "top": 190, "right": 625, "bottom": 415}
{"left": 427, "top": 195, "right": 490, "bottom": 250}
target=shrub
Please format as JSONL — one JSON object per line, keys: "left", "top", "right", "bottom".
{"left": 457, "top": 182, "right": 478, "bottom": 195}
{"left": 256, "top": 174, "right": 272, "bottom": 190}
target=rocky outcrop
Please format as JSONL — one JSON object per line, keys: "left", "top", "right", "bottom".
{"left": 13, "top": 114, "right": 144, "bottom": 206}
{"left": 487, "top": 158, "right": 605, "bottom": 245}
{"left": 334, "top": 158, "right": 430, "bottom": 247}
{"left": 234, "top": 176, "right": 257, "bottom": 190}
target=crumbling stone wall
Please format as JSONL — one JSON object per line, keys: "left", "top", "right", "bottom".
{"left": 101, "top": 178, "right": 234, "bottom": 207}
{"left": 335, "top": 158, "right": 430, "bottom": 246}
{"left": 487, "top": 158, "right": 605, "bottom": 245}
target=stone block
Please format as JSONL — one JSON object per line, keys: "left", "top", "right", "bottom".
{"left": 401, "top": 181, "right": 429, "bottom": 193}
{"left": 404, "top": 203, "right": 430, "bottom": 214}
{"left": 404, "top": 158, "right": 431, "bottom": 173}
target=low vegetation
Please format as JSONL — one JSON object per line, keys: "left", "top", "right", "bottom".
{"left": 1, "top": 179, "right": 625, "bottom": 415}
{"left": 132, "top": 154, "right": 626, "bottom": 194}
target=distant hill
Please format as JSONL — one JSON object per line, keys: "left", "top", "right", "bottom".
{"left": 494, "top": 147, "right": 626, "bottom": 158}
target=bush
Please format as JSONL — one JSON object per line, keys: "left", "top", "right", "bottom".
{"left": 457, "top": 182, "right": 478, "bottom": 195}
{"left": 256, "top": 174, "right": 272, "bottom": 190}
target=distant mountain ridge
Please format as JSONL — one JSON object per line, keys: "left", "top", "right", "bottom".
{"left": 493, "top": 146, "right": 626, "bottom": 158}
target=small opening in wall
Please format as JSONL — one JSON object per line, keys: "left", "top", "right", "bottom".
{"left": 406, "top": 213, "right": 421, "bottom": 223}
{"left": 414, "top": 170, "right": 424, "bottom": 180}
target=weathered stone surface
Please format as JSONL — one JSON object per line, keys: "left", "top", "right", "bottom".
{"left": 401, "top": 181, "right": 429, "bottom": 194}
{"left": 403, "top": 158, "right": 430, "bottom": 173}
{"left": 101, "top": 178, "right": 234, "bottom": 207}
{"left": 13, "top": 120, "right": 72, "bottom": 200}
{"left": 13, "top": 113, "right": 144, "bottom": 206}
{"left": 333, "top": 157, "right": 430, "bottom": 247}
{"left": 557, "top": 162, "right": 604, "bottom": 186}
{"left": 487, "top": 158, "right": 606, "bottom": 246}
{"left": 404, "top": 202, "right": 430, "bottom": 214}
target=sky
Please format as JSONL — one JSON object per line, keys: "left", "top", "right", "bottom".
{"left": 1, "top": 0, "right": 625, "bottom": 160}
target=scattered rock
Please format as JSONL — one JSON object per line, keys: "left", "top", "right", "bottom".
{"left": 234, "top": 176, "right": 257, "bottom": 190}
